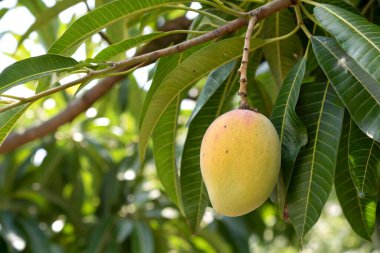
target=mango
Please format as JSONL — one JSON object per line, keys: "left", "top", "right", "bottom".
{"left": 200, "top": 109, "right": 281, "bottom": 216}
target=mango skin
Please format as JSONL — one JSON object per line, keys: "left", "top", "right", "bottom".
{"left": 200, "top": 109, "right": 281, "bottom": 217}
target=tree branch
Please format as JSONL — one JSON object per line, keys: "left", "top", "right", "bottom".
{"left": 0, "top": 0, "right": 297, "bottom": 154}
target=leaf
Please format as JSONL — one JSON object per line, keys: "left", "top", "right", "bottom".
{"left": 335, "top": 113, "right": 379, "bottom": 240}
{"left": 0, "top": 54, "right": 78, "bottom": 92}
{"left": 48, "top": 0, "right": 186, "bottom": 55}
{"left": 138, "top": 37, "right": 265, "bottom": 161}
{"left": 0, "top": 211, "right": 25, "bottom": 253}
{"left": 312, "top": 36, "right": 380, "bottom": 142}
{"left": 247, "top": 49, "right": 273, "bottom": 116}
{"left": 181, "top": 62, "right": 238, "bottom": 232}
{"left": 270, "top": 58, "right": 308, "bottom": 213}
{"left": 0, "top": 8, "right": 8, "bottom": 20}
{"left": 261, "top": 9, "right": 303, "bottom": 87}
{"left": 85, "top": 217, "right": 113, "bottom": 253}
{"left": 131, "top": 221, "right": 154, "bottom": 253}
{"left": 287, "top": 82, "right": 345, "bottom": 238}
{"left": 188, "top": 61, "right": 236, "bottom": 123}
{"left": 94, "top": 32, "right": 164, "bottom": 62}
{"left": 0, "top": 104, "right": 29, "bottom": 145}
{"left": 18, "top": 0, "right": 83, "bottom": 46}
{"left": 152, "top": 55, "right": 183, "bottom": 209}
{"left": 18, "top": 218, "right": 50, "bottom": 253}
{"left": 314, "top": 4, "right": 380, "bottom": 82}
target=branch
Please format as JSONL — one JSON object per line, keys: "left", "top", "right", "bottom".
{"left": 0, "top": 0, "right": 297, "bottom": 154}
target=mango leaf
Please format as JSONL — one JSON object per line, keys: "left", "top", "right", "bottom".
{"left": 138, "top": 37, "right": 265, "bottom": 161}
{"left": 18, "top": 218, "right": 50, "bottom": 253}
{"left": 181, "top": 62, "right": 238, "bottom": 232}
{"left": 314, "top": 4, "right": 380, "bottom": 82}
{"left": 85, "top": 217, "right": 113, "bottom": 253}
{"left": 335, "top": 113, "right": 379, "bottom": 240}
{"left": 152, "top": 54, "right": 183, "bottom": 209}
{"left": 18, "top": 0, "right": 83, "bottom": 46}
{"left": 0, "top": 211, "right": 25, "bottom": 253}
{"left": 0, "top": 54, "right": 78, "bottom": 92}
{"left": 247, "top": 50, "right": 274, "bottom": 116}
{"left": 312, "top": 36, "right": 380, "bottom": 142}
{"left": 188, "top": 61, "right": 236, "bottom": 123}
{"left": 287, "top": 82, "right": 345, "bottom": 238}
{"left": 131, "top": 221, "right": 154, "bottom": 253}
{"left": 261, "top": 10, "right": 303, "bottom": 87}
{"left": 48, "top": 0, "right": 186, "bottom": 55}
{"left": 0, "top": 8, "right": 8, "bottom": 20}
{"left": 270, "top": 57, "right": 308, "bottom": 214}
{"left": 315, "top": 0, "right": 358, "bottom": 13}
{"left": 0, "top": 104, "right": 29, "bottom": 145}
{"left": 94, "top": 32, "right": 164, "bottom": 62}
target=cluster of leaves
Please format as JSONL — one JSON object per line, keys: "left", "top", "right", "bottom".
{"left": 0, "top": 0, "right": 379, "bottom": 252}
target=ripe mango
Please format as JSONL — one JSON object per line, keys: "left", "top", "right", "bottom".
{"left": 200, "top": 109, "right": 281, "bottom": 216}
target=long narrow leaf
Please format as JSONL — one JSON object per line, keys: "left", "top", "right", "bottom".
{"left": 287, "top": 82, "right": 345, "bottom": 238}
{"left": 152, "top": 54, "right": 183, "bottom": 209}
{"left": 0, "top": 104, "right": 29, "bottom": 145}
{"left": 48, "top": 0, "right": 186, "bottom": 55}
{"left": 18, "top": 0, "right": 83, "bottom": 46}
{"left": 0, "top": 54, "right": 78, "bottom": 92}
{"left": 261, "top": 10, "right": 303, "bottom": 87}
{"left": 314, "top": 4, "right": 380, "bottom": 82}
{"left": 270, "top": 57, "right": 308, "bottom": 214}
{"left": 94, "top": 32, "right": 164, "bottom": 62}
{"left": 312, "top": 36, "right": 380, "bottom": 142}
{"left": 335, "top": 112, "right": 379, "bottom": 240}
{"left": 138, "top": 37, "right": 265, "bottom": 161}
{"left": 181, "top": 62, "right": 238, "bottom": 232}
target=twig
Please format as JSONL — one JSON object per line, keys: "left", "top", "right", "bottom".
{"left": 238, "top": 16, "right": 257, "bottom": 109}
{"left": 0, "top": 0, "right": 298, "bottom": 153}
{"left": 361, "top": 0, "right": 375, "bottom": 15}
{"left": 295, "top": 4, "right": 312, "bottom": 39}
{"left": 83, "top": 0, "right": 113, "bottom": 45}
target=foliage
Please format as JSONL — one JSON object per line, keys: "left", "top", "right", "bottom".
{"left": 0, "top": 0, "right": 379, "bottom": 252}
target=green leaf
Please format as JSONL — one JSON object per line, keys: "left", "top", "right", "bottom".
{"left": 152, "top": 55, "right": 183, "bottom": 209}
{"left": 138, "top": 37, "right": 265, "bottom": 161}
{"left": 48, "top": 0, "right": 186, "bottom": 55}
{"left": 314, "top": 4, "right": 380, "bottom": 82}
{"left": 312, "top": 36, "right": 380, "bottom": 142}
{"left": 18, "top": 218, "right": 50, "bottom": 253}
{"left": 335, "top": 113, "right": 379, "bottom": 240}
{"left": 261, "top": 10, "right": 303, "bottom": 87}
{"left": 188, "top": 61, "right": 236, "bottom": 123}
{"left": 247, "top": 50, "right": 273, "bottom": 116}
{"left": 181, "top": 62, "right": 238, "bottom": 232}
{"left": 85, "top": 217, "right": 113, "bottom": 253}
{"left": 0, "top": 54, "right": 78, "bottom": 92}
{"left": 0, "top": 104, "right": 29, "bottom": 145}
{"left": 270, "top": 57, "right": 308, "bottom": 213}
{"left": 131, "top": 221, "right": 154, "bottom": 253}
{"left": 316, "top": 0, "right": 358, "bottom": 13}
{"left": 0, "top": 211, "right": 24, "bottom": 253}
{"left": 94, "top": 32, "right": 164, "bottom": 62}
{"left": 18, "top": 0, "right": 83, "bottom": 46}
{"left": 287, "top": 82, "right": 345, "bottom": 238}
{"left": 0, "top": 8, "right": 8, "bottom": 20}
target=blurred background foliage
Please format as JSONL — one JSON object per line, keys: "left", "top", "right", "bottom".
{"left": 0, "top": 0, "right": 379, "bottom": 252}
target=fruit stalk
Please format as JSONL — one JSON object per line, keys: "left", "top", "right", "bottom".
{"left": 238, "top": 16, "right": 257, "bottom": 109}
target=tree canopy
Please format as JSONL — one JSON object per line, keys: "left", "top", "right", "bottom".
{"left": 0, "top": 0, "right": 379, "bottom": 252}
